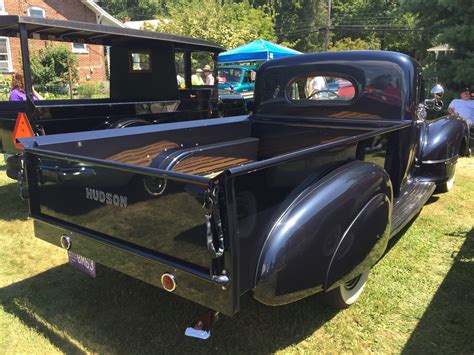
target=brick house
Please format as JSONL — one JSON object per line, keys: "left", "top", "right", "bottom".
{"left": 0, "top": 0, "right": 123, "bottom": 82}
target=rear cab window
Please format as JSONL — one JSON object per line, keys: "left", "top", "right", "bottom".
{"left": 287, "top": 74, "right": 356, "bottom": 102}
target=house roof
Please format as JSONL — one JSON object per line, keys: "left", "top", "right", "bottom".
{"left": 80, "top": 0, "right": 125, "bottom": 28}
{"left": 0, "top": 16, "right": 223, "bottom": 51}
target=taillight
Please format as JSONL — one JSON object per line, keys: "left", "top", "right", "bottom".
{"left": 161, "top": 273, "right": 177, "bottom": 292}
{"left": 12, "top": 112, "right": 34, "bottom": 149}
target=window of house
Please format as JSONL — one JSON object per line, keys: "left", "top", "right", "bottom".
{"left": 0, "top": 37, "right": 13, "bottom": 73}
{"left": 28, "top": 6, "right": 46, "bottom": 18}
{"left": 0, "top": 0, "right": 6, "bottom": 14}
{"left": 72, "top": 43, "right": 88, "bottom": 54}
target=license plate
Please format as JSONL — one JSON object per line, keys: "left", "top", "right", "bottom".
{"left": 68, "top": 251, "right": 96, "bottom": 278}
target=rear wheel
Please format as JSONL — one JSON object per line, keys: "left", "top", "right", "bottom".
{"left": 321, "top": 271, "right": 369, "bottom": 309}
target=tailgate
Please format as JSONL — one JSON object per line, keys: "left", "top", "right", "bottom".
{"left": 23, "top": 148, "right": 238, "bottom": 315}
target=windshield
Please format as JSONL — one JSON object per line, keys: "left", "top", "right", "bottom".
{"left": 218, "top": 68, "right": 243, "bottom": 85}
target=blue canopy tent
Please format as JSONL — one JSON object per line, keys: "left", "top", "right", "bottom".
{"left": 218, "top": 39, "right": 301, "bottom": 63}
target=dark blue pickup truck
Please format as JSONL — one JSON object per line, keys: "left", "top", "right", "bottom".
{"left": 20, "top": 51, "right": 470, "bottom": 339}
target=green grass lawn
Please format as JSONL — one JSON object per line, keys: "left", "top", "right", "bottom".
{"left": 0, "top": 156, "right": 473, "bottom": 353}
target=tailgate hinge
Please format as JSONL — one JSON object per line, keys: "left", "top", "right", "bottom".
{"left": 204, "top": 183, "right": 225, "bottom": 259}
{"left": 17, "top": 153, "right": 29, "bottom": 200}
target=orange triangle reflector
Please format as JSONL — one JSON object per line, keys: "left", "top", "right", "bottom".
{"left": 12, "top": 112, "right": 34, "bottom": 149}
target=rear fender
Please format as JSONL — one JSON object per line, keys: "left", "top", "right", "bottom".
{"left": 253, "top": 161, "right": 392, "bottom": 306}
{"left": 416, "top": 116, "right": 469, "bottom": 184}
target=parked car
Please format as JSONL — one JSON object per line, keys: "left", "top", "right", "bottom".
{"left": 0, "top": 16, "right": 246, "bottom": 182}
{"left": 20, "top": 51, "right": 470, "bottom": 339}
{"left": 218, "top": 65, "right": 257, "bottom": 100}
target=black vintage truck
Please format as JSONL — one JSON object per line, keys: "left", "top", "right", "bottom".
{"left": 0, "top": 16, "right": 246, "bottom": 181}
{"left": 20, "top": 51, "right": 469, "bottom": 339}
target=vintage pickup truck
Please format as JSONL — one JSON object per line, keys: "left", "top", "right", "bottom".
{"left": 0, "top": 16, "right": 246, "bottom": 181}
{"left": 20, "top": 51, "right": 470, "bottom": 339}
{"left": 218, "top": 65, "right": 257, "bottom": 99}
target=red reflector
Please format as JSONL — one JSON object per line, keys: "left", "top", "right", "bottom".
{"left": 12, "top": 112, "right": 34, "bottom": 149}
{"left": 161, "top": 273, "right": 177, "bottom": 292}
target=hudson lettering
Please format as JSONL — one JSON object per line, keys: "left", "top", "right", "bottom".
{"left": 85, "top": 188, "right": 127, "bottom": 208}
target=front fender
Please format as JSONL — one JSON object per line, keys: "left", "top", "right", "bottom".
{"left": 421, "top": 115, "right": 468, "bottom": 161}
{"left": 416, "top": 115, "right": 469, "bottom": 184}
{"left": 253, "top": 161, "right": 392, "bottom": 306}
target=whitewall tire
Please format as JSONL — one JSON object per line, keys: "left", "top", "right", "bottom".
{"left": 322, "top": 271, "right": 370, "bottom": 309}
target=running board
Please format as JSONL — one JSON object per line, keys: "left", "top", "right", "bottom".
{"left": 391, "top": 180, "right": 435, "bottom": 237}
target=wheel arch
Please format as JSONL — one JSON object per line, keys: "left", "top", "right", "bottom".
{"left": 253, "top": 161, "right": 392, "bottom": 306}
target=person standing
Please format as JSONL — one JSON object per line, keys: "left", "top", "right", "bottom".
{"left": 203, "top": 65, "right": 215, "bottom": 85}
{"left": 9, "top": 72, "right": 43, "bottom": 101}
{"left": 448, "top": 87, "right": 474, "bottom": 126}
{"left": 191, "top": 68, "right": 205, "bottom": 86}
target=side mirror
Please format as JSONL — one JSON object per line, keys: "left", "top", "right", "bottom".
{"left": 431, "top": 84, "right": 444, "bottom": 99}
{"left": 425, "top": 84, "right": 444, "bottom": 112}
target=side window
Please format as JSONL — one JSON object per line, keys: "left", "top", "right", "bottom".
{"left": 243, "top": 71, "right": 252, "bottom": 84}
{"left": 28, "top": 6, "right": 46, "bottom": 18}
{"left": 29, "top": 40, "right": 109, "bottom": 101}
{"left": 175, "top": 51, "right": 186, "bottom": 88}
{"left": 288, "top": 75, "right": 356, "bottom": 102}
{"left": 191, "top": 51, "right": 214, "bottom": 86}
{"left": 129, "top": 51, "right": 151, "bottom": 72}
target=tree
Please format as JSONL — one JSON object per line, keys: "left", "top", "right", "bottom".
{"left": 405, "top": 0, "right": 474, "bottom": 89}
{"left": 331, "top": 0, "right": 417, "bottom": 55}
{"left": 98, "top": 0, "right": 163, "bottom": 21}
{"left": 328, "top": 37, "right": 380, "bottom": 51}
{"left": 30, "top": 45, "right": 78, "bottom": 89}
{"left": 148, "top": 0, "right": 275, "bottom": 50}
{"left": 249, "top": 0, "right": 327, "bottom": 52}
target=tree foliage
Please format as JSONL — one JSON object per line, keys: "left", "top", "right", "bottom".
{"left": 147, "top": 0, "right": 275, "bottom": 50}
{"left": 248, "top": 0, "right": 327, "bottom": 52}
{"left": 30, "top": 45, "right": 79, "bottom": 87}
{"left": 98, "top": 0, "right": 163, "bottom": 21}
{"left": 405, "top": 0, "right": 474, "bottom": 89}
{"left": 328, "top": 37, "right": 380, "bottom": 51}
{"left": 331, "top": 0, "right": 417, "bottom": 55}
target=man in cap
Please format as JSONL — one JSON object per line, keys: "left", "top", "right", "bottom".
{"left": 448, "top": 86, "right": 474, "bottom": 126}
{"left": 191, "top": 68, "right": 204, "bottom": 86}
{"left": 203, "top": 65, "right": 215, "bottom": 85}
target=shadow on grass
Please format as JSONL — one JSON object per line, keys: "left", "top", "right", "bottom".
{"left": 0, "top": 264, "right": 337, "bottom": 353}
{"left": 402, "top": 228, "right": 474, "bottom": 353}
{"left": 0, "top": 182, "right": 29, "bottom": 221}
{"left": 425, "top": 195, "right": 440, "bottom": 205}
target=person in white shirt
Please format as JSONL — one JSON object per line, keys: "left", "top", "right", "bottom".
{"left": 305, "top": 76, "right": 328, "bottom": 99}
{"left": 448, "top": 87, "right": 474, "bottom": 126}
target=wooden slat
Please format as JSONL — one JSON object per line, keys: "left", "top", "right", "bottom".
{"left": 107, "top": 141, "right": 178, "bottom": 166}
{"left": 172, "top": 156, "right": 253, "bottom": 176}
